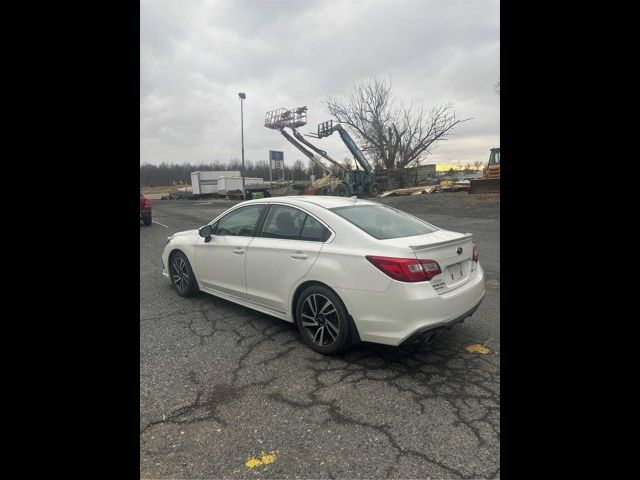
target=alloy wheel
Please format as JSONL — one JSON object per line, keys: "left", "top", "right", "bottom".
{"left": 172, "top": 257, "right": 190, "bottom": 292}
{"left": 300, "top": 294, "right": 340, "bottom": 347}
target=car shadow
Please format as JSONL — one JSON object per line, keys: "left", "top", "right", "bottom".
{"left": 188, "top": 289, "right": 484, "bottom": 376}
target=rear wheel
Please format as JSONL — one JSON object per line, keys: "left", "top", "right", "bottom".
{"left": 295, "top": 285, "right": 351, "bottom": 355}
{"left": 170, "top": 251, "right": 198, "bottom": 297}
{"left": 142, "top": 215, "right": 152, "bottom": 226}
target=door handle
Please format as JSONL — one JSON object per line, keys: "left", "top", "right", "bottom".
{"left": 290, "top": 252, "right": 308, "bottom": 259}
{"left": 232, "top": 248, "right": 245, "bottom": 255}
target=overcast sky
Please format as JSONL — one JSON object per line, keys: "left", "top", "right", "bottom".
{"left": 140, "top": 0, "right": 499, "bottom": 168}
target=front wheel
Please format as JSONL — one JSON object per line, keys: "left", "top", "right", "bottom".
{"left": 170, "top": 251, "right": 199, "bottom": 297}
{"left": 295, "top": 285, "right": 352, "bottom": 355}
{"left": 367, "top": 182, "right": 380, "bottom": 197}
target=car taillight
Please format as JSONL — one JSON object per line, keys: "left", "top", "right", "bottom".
{"left": 143, "top": 199, "right": 151, "bottom": 208}
{"left": 366, "top": 256, "right": 441, "bottom": 282}
{"left": 472, "top": 242, "right": 479, "bottom": 262}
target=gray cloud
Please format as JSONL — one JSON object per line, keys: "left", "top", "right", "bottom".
{"left": 140, "top": 0, "right": 499, "bottom": 167}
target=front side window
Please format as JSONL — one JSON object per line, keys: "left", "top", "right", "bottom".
{"left": 330, "top": 204, "right": 437, "bottom": 240}
{"left": 214, "top": 205, "right": 267, "bottom": 237}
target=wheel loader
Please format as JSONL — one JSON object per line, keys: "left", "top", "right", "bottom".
{"left": 469, "top": 147, "right": 500, "bottom": 194}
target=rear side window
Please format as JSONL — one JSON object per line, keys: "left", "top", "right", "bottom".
{"left": 300, "top": 215, "right": 330, "bottom": 242}
{"left": 260, "top": 205, "right": 330, "bottom": 242}
{"left": 262, "top": 205, "right": 306, "bottom": 239}
{"left": 330, "top": 204, "right": 437, "bottom": 240}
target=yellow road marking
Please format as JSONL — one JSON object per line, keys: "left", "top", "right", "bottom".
{"left": 465, "top": 343, "right": 491, "bottom": 354}
{"left": 245, "top": 451, "right": 277, "bottom": 469}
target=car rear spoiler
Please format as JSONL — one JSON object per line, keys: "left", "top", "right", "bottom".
{"left": 409, "top": 233, "right": 473, "bottom": 251}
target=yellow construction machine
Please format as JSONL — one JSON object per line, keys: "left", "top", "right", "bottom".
{"left": 469, "top": 147, "right": 500, "bottom": 194}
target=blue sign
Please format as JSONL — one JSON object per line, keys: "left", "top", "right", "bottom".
{"left": 269, "top": 150, "right": 284, "bottom": 161}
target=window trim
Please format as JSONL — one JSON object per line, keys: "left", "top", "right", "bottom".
{"left": 256, "top": 203, "right": 335, "bottom": 243}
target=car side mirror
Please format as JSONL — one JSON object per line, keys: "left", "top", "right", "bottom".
{"left": 199, "top": 225, "right": 213, "bottom": 242}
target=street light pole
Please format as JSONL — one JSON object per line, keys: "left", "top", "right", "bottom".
{"left": 239, "top": 92, "right": 246, "bottom": 200}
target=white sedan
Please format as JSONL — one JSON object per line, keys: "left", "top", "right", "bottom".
{"left": 162, "top": 196, "right": 485, "bottom": 354}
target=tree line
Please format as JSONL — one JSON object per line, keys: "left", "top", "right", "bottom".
{"left": 140, "top": 159, "right": 315, "bottom": 187}
{"left": 140, "top": 158, "right": 483, "bottom": 187}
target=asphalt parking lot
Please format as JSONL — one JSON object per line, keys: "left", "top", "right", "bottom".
{"left": 140, "top": 192, "right": 500, "bottom": 479}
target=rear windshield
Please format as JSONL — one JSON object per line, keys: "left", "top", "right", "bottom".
{"left": 330, "top": 204, "right": 437, "bottom": 240}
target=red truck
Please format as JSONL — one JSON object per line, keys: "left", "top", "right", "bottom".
{"left": 140, "top": 190, "right": 152, "bottom": 226}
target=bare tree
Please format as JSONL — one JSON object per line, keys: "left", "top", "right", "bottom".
{"left": 329, "top": 163, "right": 342, "bottom": 177}
{"left": 308, "top": 159, "right": 323, "bottom": 178}
{"left": 473, "top": 160, "right": 483, "bottom": 171}
{"left": 341, "top": 157, "right": 353, "bottom": 170}
{"left": 293, "top": 159, "right": 305, "bottom": 181}
{"left": 326, "top": 78, "right": 471, "bottom": 169}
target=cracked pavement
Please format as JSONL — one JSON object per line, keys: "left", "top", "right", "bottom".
{"left": 140, "top": 193, "right": 500, "bottom": 479}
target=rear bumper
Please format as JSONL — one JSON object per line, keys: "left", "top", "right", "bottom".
{"left": 334, "top": 263, "right": 485, "bottom": 346}
{"left": 400, "top": 294, "right": 484, "bottom": 345}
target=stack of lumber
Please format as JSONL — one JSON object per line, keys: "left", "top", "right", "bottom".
{"left": 374, "top": 165, "right": 437, "bottom": 191}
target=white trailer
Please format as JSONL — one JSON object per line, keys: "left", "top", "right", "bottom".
{"left": 190, "top": 171, "right": 241, "bottom": 195}
{"left": 216, "top": 176, "right": 264, "bottom": 195}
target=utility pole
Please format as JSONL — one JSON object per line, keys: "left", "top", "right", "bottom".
{"left": 238, "top": 92, "right": 246, "bottom": 199}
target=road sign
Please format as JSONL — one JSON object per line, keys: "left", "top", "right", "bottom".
{"left": 269, "top": 150, "right": 284, "bottom": 161}
{"left": 269, "top": 150, "right": 285, "bottom": 183}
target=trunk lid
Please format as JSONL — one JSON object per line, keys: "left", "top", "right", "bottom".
{"left": 381, "top": 230, "right": 476, "bottom": 293}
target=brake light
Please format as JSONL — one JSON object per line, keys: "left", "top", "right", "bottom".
{"left": 366, "top": 256, "right": 441, "bottom": 282}
{"left": 472, "top": 242, "right": 479, "bottom": 262}
{"left": 143, "top": 198, "right": 151, "bottom": 209}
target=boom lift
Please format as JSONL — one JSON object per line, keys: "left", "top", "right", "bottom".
{"left": 265, "top": 108, "right": 381, "bottom": 197}
{"left": 291, "top": 129, "right": 347, "bottom": 174}
{"left": 314, "top": 120, "right": 380, "bottom": 197}
{"left": 264, "top": 107, "right": 342, "bottom": 195}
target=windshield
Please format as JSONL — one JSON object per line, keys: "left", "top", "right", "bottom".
{"left": 330, "top": 204, "right": 438, "bottom": 240}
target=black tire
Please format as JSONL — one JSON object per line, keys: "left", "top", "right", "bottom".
{"left": 142, "top": 215, "right": 152, "bottom": 226}
{"left": 295, "top": 285, "right": 352, "bottom": 355}
{"left": 169, "top": 251, "right": 199, "bottom": 297}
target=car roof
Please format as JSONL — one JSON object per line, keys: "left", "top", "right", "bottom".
{"left": 247, "top": 195, "right": 377, "bottom": 210}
